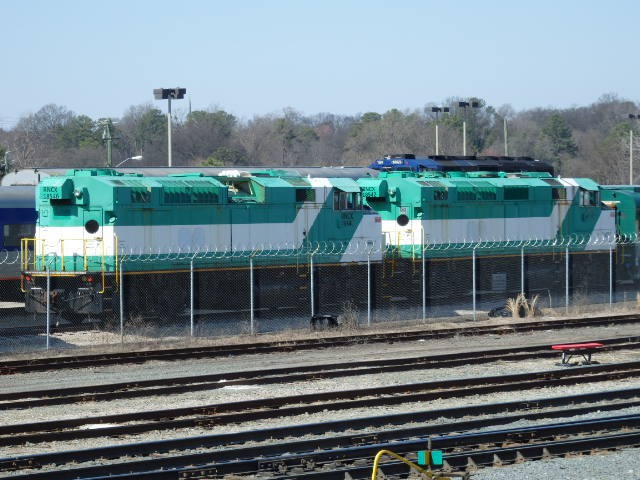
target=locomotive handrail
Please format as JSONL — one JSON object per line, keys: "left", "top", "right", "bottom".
{"left": 99, "top": 238, "right": 106, "bottom": 293}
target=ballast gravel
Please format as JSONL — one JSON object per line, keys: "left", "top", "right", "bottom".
{"left": 2, "top": 320, "right": 640, "bottom": 478}
{"left": 473, "top": 448, "right": 640, "bottom": 480}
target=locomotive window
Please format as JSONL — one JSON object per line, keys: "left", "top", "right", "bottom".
{"left": 579, "top": 188, "right": 598, "bottom": 206}
{"left": 295, "top": 188, "right": 315, "bottom": 202}
{"left": 85, "top": 220, "right": 99, "bottom": 234}
{"left": 2, "top": 223, "right": 36, "bottom": 249}
{"left": 333, "top": 191, "right": 361, "bottom": 210}
{"left": 552, "top": 187, "right": 567, "bottom": 200}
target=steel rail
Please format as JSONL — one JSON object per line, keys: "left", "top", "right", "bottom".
{"left": 3, "top": 362, "right": 640, "bottom": 447}
{"left": 226, "top": 432, "right": 640, "bottom": 480}
{"left": 3, "top": 313, "right": 640, "bottom": 374}
{"left": 3, "top": 336, "right": 639, "bottom": 408}
{"left": 2, "top": 391, "right": 640, "bottom": 474}
{"left": 4, "top": 414, "right": 640, "bottom": 479}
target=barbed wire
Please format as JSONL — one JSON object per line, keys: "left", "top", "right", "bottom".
{"left": 6, "top": 231, "right": 634, "bottom": 267}
{"left": 0, "top": 250, "right": 20, "bottom": 264}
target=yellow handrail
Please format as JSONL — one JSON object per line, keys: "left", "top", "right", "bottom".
{"left": 83, "top": 239, "right": 88, "bottom": 271}
{"left": 99, "top": 237, "right": 106, "bottom": 294}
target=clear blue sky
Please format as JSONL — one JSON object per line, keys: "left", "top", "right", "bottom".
{"left": 2, "top": 0, "right": 638, "bottom": 128}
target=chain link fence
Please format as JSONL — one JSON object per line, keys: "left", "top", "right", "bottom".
{"left": 1, "top": 235, "right": 639, "bottom": 354}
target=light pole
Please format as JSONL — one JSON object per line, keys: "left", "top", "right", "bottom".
{"left": 115, "top": 155, "right": 143, "bottom": 168}
{"left": 629, "top": 114, "right": 640, "bottom": 185}
{"left": 458, "top": 101, "right": 480, "bottom": 156}
{"left": 153, "top": 87, "right": 186, "bottom": 167}
{"left": 503, "top": 117, "right": 508, "bottom": 156}
{"left": 431, "top": 106, "right": 449, "bottom": 155}
{"left": 101, "top": 120, "right": 115, "bottom": 167}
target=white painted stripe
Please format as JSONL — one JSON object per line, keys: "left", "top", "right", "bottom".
{"left": 382, "top": 210, "right": 615, "bottom": 247}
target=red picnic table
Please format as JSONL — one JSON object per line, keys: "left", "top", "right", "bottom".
{"left": 551, "top": 342, "right": 604, "bottom": 366}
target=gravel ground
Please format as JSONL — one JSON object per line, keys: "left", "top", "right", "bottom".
{"left": 473, "top": 448, "right": 640, "bottom": 480}
{"left": 2, "top": 320, "right": 640, "bottom": 477}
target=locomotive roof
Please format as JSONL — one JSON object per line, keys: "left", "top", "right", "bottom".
{"left": 369, "top": 154, "right": 554, "bottom": 174}
{"left": 374, "top": 170, "right": 600, "bottom": 188}
{"left": 0, "top": 186, "right": 36, "bottom": 209}
{"left": 2, "top": 166, "right": 376, "bottom": 186}
{"left": 34, "top": 168, "right": 364, "bottom": 209}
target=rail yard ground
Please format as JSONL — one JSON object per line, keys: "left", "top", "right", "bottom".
{"left": 2, "top": 312, "right": 640, "bottom": 479}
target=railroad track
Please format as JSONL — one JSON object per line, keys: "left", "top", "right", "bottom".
{"left": 3, "top": 336, "right": 640, "bottom": 410}
{"left": 2, "top": 312, "right": 640, "bottom": 374}
{"left": 3, "top": 359, "right": 640, "bottom": 448}
{"left": 3, "top": 400, "right": 640, "bottom": 479}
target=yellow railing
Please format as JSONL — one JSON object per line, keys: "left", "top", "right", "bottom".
{"left": 21, "top": 238, "right": 45, "bottom": 272}
{"left": 20, "top": 235, "right": 119, "bottom": 294}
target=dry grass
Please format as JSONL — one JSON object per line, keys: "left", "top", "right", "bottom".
{"left": 338, "top": 301, "right": 360, "bottom": 330}
{"left": 505, "top": 293, "right": 542, "bottom": 318}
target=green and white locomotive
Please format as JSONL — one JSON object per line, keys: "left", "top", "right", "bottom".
{"left": 359, "top": 170, "right": 617, "bottom": 257}
{"left": 21, "top": 168, "right": 383, "bottom": 320}
{"left": 357, "top": 169, "right": 619, "bottom": 307}
{"left": 20, "top": 166, "right": 628, "bottom": 322}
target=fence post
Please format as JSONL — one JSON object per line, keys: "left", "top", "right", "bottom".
{"left": 250, "top": 256, "right": 255, "bottom": 335}
{"left": 565, "top": 246, "right": 569, "bottom": 313}
{"left": 190, "top": 257, "right": 195, "bottom": 337}
{"left": 119, "top": 260, "right": 124, "bottom": 344}
{"left": 609, "top": 244, "right": 613, "bottom": 308}
{"left": 46, "top": 266, "right": 51, "bottom": 351}
{"left": 472, "top": 247, "right": 477, "bottom": 321}
{"left": 520, "top": 247, "right": 525, "bottom": 297}
{"left": 309, "top": 253, "right": 315, "bottom": 317}
{"left": 421, "top": 228, "right": 426, "bottom": 323}
{"left": 367, "top": 247, "right": 371, "bottom": 327}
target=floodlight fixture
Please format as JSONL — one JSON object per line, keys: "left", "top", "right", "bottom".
{"left": 154, "top": 87, "right": 187, "bottom": 166}
{"left": 458, "top": 100, "right": 481, "bottom": 155}
{"left": 153, "top": 88, "right": 187, "bottom": 100}
{"left": 431, "top": 106, "right": 451, "bottom": 155}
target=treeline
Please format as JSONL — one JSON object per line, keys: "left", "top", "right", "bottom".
{"left": 0, "top": 94, "right": 638, "bottom": 184}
